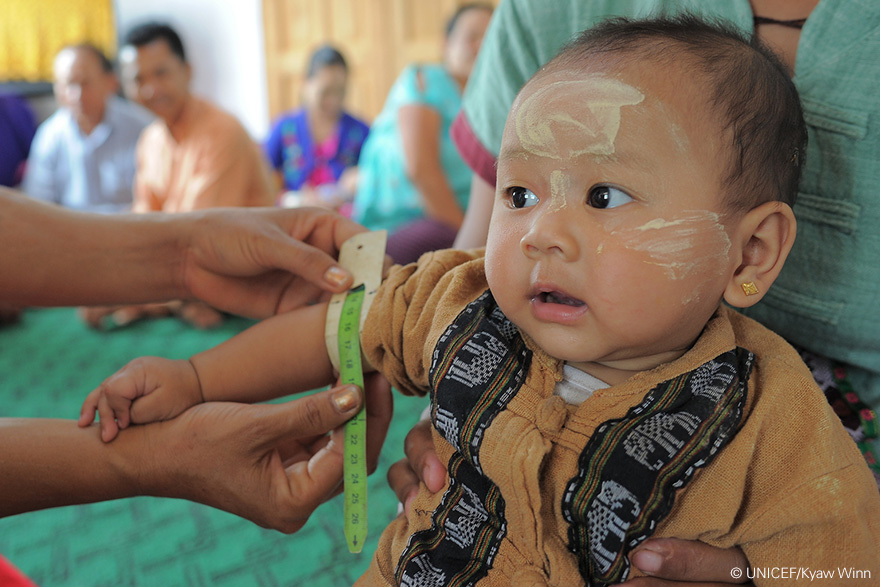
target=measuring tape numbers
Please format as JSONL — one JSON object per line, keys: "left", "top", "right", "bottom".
{"left": 324, "top": 230, "right": 386, "bottom": 554}
{"left": 338, "top": 284, "right": 366, "bottom": 552}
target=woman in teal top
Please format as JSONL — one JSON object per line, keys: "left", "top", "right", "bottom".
{"left": 352, "top": 3, "right": 493, "bottom": 264}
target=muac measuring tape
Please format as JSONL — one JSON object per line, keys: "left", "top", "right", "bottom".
{"left": 324, "top": 230, "right": 386, "bottom": 553}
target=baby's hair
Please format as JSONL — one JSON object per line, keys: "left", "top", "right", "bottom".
{"left": 548, "top": 14, "right": 807, "bottom": 211}
{"left": 306, "top": 45, "right": 348, "bottom": 79}
{"left": 124, "top": 22, "right": 187, "bottom": 64}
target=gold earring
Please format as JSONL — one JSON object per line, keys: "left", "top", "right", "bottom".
{"left": 741, "top": 282, "right": 759, "bottom": 296}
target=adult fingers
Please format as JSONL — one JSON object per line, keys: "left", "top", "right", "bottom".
{"left": 627, "top": 538, "right": 750, "bottom": 585}
{"left": 255, "top": 385, "right": 363, "bottom": 445}
{"left": 273, "top": 430, "right": 347, "bottom": 533}
{"left": 387, "top": 458, "right": 420, "bottom": 516}
{"left": 403, "top": 417, "right": 446, "bottom": 493}
{"left": 258, "top": 212, "right": 366, "bottom": 293}
{"left": 363, "top": 373, "right": 393, "bottom": 473}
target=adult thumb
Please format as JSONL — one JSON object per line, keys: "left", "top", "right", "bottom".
{"left": 259, "top": 385, "right": 363, "bottom": 441}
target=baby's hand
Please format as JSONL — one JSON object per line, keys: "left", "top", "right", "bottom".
{"left": 78, "top": 357, "right": 203, "bottom": 442}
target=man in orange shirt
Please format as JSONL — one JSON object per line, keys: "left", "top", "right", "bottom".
{"left": 123, "top": 22, "right": 273, "bottom": 212}
{"left": 81, "top": 22, "right": 274, "bottom": 329}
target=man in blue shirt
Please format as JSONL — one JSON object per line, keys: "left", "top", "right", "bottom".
{"left": 23, "top": 44, "right": 153, "bottom": 213}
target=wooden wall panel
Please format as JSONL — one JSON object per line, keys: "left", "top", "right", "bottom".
{"left": 263, "top": 0, "right": 498, "bottom": 123}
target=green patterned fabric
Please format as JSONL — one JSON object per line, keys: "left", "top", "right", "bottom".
{"left": 0, "top": 308, "right": 426, "bottom": 586}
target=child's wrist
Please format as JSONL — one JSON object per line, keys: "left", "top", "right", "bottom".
{"left": 187, "top": 358, "right": 206, "bottom": 404}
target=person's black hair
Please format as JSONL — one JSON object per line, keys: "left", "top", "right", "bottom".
{"left": 306, "top": 45, "right": 348, "bottom": 79}
{"left": 62, "top": 43, "right": 114, "bottom": 74}
{"left": 445, "top": 3, "right": 494, "bottom": 38}
{"left": 124, "top": 22, "right": 187, "bottom": 63}
{"left": 547, "top": 14, "right": 807, "bottom": 210}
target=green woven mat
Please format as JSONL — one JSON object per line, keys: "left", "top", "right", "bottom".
{"left": 0, "top": 308, "right": 427, "bottom": 586}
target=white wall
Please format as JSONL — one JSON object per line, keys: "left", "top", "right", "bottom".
{"left": 115, "top": 0, "right": 270, "bottom": 140}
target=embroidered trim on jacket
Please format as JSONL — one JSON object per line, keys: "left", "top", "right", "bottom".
{"left": 428, "top": 290, "right": 529, "bottom": 473}
{"left": 562, "top": 348, "right": 754, "bottom": 585}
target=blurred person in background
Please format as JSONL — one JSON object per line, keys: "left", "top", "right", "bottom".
{"left": 23, "top": 44, "right": 153, "bottom": 213}
{"left": 0, "top": 93, "right": 37, "bottom": 326}
{"left": 265, "top": 45, "right": 369, "bottom": 212}
{"left": 351, "top": 3, "right": 492, "bottom": 264}
{"left": 0, "top": 93, "right": 36, "bottom": 189}
{"left": 80, "top": 22, "right": 274, "bottom": 330}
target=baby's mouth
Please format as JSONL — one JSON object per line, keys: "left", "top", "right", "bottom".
{"left": 536, "top": 290, "right": 585, "bottom": 307}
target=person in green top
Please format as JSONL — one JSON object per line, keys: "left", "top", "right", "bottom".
{"left": 451, "top": 0, "right": 880, "bottom": 484}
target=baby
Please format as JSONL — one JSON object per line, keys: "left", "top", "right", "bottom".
{"left": 80, "top": 16, "right": 880, "bottom": 585}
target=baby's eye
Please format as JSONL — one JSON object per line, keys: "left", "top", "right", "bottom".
{"left": 587, "top": 185, "right": 633, "bottom": 209}
{"left": 509, "top": 186, "right": 540, "bottom": 209}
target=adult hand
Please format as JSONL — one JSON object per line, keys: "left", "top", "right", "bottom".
{"left": 179, "top": 206, "right": 367, "bottom": 318}
{"left": 623, "top": 538, "right": 751, "bottom": 585}
{"left": 138, "top": 374, "right": 393, "bottom": 533}
{"left": 387, "top": 416, "right": 446, "bottom": 515}
{"left": 1, "top": 190, "right": 366, "bottom": 311}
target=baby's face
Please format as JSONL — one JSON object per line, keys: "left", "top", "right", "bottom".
{"left": 485, "top": 60, "right": 739, "bottom": 383}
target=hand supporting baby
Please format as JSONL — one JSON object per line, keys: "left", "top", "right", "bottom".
{"left": 78, "top": 357, "right": 205, "bottom": 442}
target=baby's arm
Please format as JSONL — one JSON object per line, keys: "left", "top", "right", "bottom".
{"left": 80, "top": 302, "right": 338, "bottom": 441}
{"left": 191, "top": 302, "right": 337, "bottom": 403}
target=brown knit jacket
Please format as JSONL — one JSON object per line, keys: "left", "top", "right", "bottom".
{"left": 358, "top": 250, "right": 880, "bottom": 586}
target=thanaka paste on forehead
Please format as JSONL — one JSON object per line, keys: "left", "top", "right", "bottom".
{"left": 514, "top": 75, "right": 644, "bottom": 159}
{"left": 548, "top": 170, "right": 570, "bottom": 212}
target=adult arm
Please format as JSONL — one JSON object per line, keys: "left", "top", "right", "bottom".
{"left": 453, "top": 172, "right": 495, "bottom": 248}
{"left": 398, "top": 103, "right": 465, "bottom": 229}
{"left": 0, "top": 187, "right": 362, "bottom": 316}
{"left": 1, "top": 379, "right": 392, "bottom": 533}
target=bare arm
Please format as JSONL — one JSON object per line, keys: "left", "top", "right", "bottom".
{"left": 1, "top": 187, "right": 361, "bottom": 317}
{"left": 83, "top": 301, "right": 342, "bottom": 437}
{"left": 2, "top": 384, "right": 377, "bottom": 532}
{"left": 193, "top": 302, "right": 337, "bottom": 404}
{"left": 398, "top": 104, "right": 464, "bottom": 229}
{"left": 2, "top": 188, "right": 181, "bottom": 306}
{"left": 452, "top": 173, "right": 494, "bottom": 249}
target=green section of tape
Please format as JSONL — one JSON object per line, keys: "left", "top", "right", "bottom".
{"left": 339, "top": 284, "right": 367, "bottom": 553}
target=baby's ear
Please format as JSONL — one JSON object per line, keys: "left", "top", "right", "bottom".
{"left": 723, "top": 201, "right": 796, "bottom": 308}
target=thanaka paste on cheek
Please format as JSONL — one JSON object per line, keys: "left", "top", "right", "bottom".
{"left": 607, "top": 212, "right": 732, "bottom": 302}
{"left": 514, "top": 76, "right": 644, "bottom": 159}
